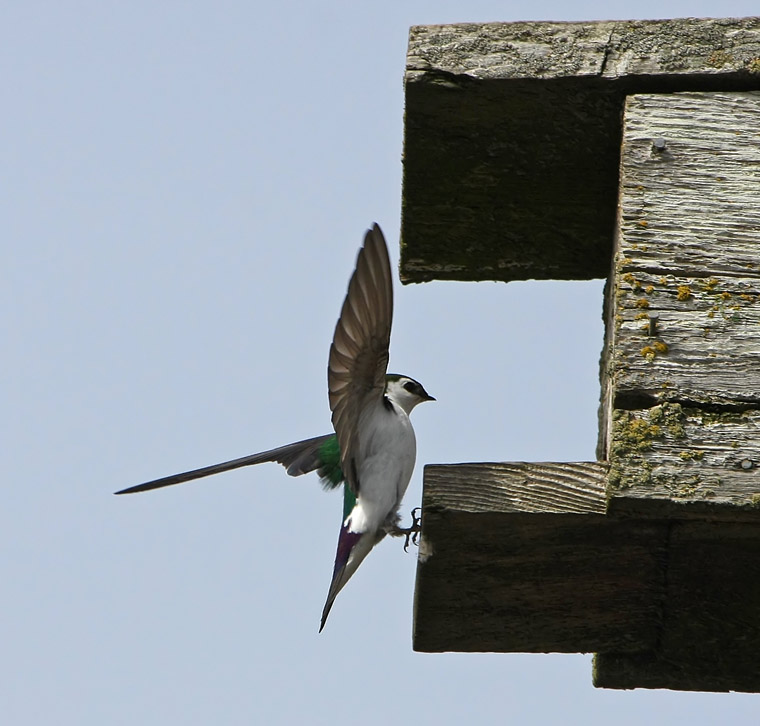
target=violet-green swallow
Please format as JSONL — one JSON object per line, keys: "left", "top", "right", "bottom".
{"left": 115, "top": 224, "right": 434, "bottom": 631}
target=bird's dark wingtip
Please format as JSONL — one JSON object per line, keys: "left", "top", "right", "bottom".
{"left": 113, "top": 485, "right": 138, "bottom": 495}
{"left": 113, "top": 482, "right": 154, "bottom": 495}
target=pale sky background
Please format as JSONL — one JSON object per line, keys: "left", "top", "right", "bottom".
{"left": 4, "top": 2, "right": 759, "bottom": 724}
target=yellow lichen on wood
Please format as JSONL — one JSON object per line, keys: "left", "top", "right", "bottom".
{"left": 677, "top": 285, "right": 692, "bottom": 301}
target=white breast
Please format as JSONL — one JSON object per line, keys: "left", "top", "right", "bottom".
{"left": 344, "top": 398, "right": 416, "bottom": 535}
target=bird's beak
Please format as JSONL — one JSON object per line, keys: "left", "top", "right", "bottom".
{"left": 425, "top": 393, "right": 436, "bottom": 402}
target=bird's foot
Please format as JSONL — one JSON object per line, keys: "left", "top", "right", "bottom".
{"left": 387, "top": 507, "right": 422, "bottom": 552}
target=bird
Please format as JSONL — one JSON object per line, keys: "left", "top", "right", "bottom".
{"left": 115, "top": 224, "right": 434, "bottom": 631}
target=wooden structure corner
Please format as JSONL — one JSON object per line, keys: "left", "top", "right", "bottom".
{"left": 403, "top": 16, "right": 760, "bottom": 692}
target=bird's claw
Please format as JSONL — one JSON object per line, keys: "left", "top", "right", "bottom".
{"left": 389, "top": 507, "right": 422, "bottom": 552}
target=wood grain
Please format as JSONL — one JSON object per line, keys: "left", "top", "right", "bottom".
{"left": 606, "top": 404, "right": 760, "bottom": 517}
{"left": 608, "top": 92, "right": 760, "bottom": 408}
{"left": 423, "top": 462, "right": 607, "bottom": 515}
{"left": 407, "top": 18, "right": 760, "bottom": 81}
{"left": 413, "top": 462, "right": 667, "bottom": 654}
{"left": 592, "top": 90, "right": 760, "bottom": 691}
{"left": 602, "top": 92, "right": 760, "bottom": 518}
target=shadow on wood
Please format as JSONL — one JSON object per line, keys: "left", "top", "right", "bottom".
{"left": 413, "top": 463, "right": 668, "bottom": 654}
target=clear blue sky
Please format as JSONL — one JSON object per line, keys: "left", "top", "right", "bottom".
{"left": 5, "top": 2, "right": 759, "bottom": 724}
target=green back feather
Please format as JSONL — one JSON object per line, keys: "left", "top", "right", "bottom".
{"left": 316, "top": 436, "right": 343, "bottom": 490}
{"left": 342, "top": 483, "right": 357, "bottom": 520}
{"left": 316, "top": 435, "right": 355, "bottom": 520}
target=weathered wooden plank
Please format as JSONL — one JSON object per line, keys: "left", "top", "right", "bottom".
{"left": 413, "top": 463, "right": 667, "bottom": 653}
{"left": 602, "top": 92, "right": 760, "bottom": 519}
{"left": 407, "top": 18, "right": 760, "bottom": 81}
{"left": 419, "top": 462, "right": 607, "bottom": 515}
{"left": 607, "top": 271, "right": 760, "bottom": 408}
{"left": 606, "top": 405, "right": 760, "bottom": 517}
{"left": 606, "top": 91, "right": 760, "bottom": 408}
{"left": 595, "top": 520, "right": 760, "bottom": 693}
{"left": 406, "top": 21, "right": 617, "bottom": 81}
{"left": 402, "top": 18, "right": 760, "bottom": 283}
{"left": 593, "top": 90, "right": 760, "bottom": 690}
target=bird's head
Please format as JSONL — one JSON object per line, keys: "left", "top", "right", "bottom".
{"left": 384, "top": 374, "right": 435, "bottom": 415}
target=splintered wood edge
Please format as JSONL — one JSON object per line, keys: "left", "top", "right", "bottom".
{"left": 422, "top": 462, "right": 608, "bottom": 515}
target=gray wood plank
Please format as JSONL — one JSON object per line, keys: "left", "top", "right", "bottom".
{"left": 422, "top": 462, "right": 608, "bottom": 515}
{"left": 407, "top": 19, "right": 760, "bottom": 81}
{"left": 607, "top": 92, "right": 760, "bottom": 408}
{"left": 594, "top": 90, "right": 760, "bottom": 690}
{"left": 602, "top": 92, "right": 760, "bottom": 518}
{"left": 607, "top": 405, "right": 760, "bottom": 516}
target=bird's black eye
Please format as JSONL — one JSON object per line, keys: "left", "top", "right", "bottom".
{"left": 403, "top": 381, "right": 417, "bottom": 393}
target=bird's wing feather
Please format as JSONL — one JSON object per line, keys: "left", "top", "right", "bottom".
{"left": 114, "top": 433, "right": 335, "bottom": 494}
{"left": 327, "top": 224, "right": 392, "bottom": 495}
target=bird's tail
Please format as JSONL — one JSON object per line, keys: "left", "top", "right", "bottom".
{"left": 319, "top": 526, "right": 383, "bottom": 631}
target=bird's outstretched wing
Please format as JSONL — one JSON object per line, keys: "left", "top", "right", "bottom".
{"left": 114, "top": 433, "right": 336, "bottom": 494}
{"left": 327, "top": 224, "right": 392, "bottom": 495}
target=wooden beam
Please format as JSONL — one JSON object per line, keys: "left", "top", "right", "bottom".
{"left": 601, "top": 92, "right": 760, "bottom": 518}
{"left": 594, "top": 520, "right": 760, "bottom": 693}
{"left": 402, "top": 18, "right": 760, "bottom": 283}
{"left": 593, "top": 90, "right": 760, "bottom": 691}
{"left": 413, "top": 463, "right": 668, "bottom": 654}
{"left": 406, "top": 19, "right": 760, "bottom": 692}
{"left": 604, "top": 405, "right": 760, "bottom": 518}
